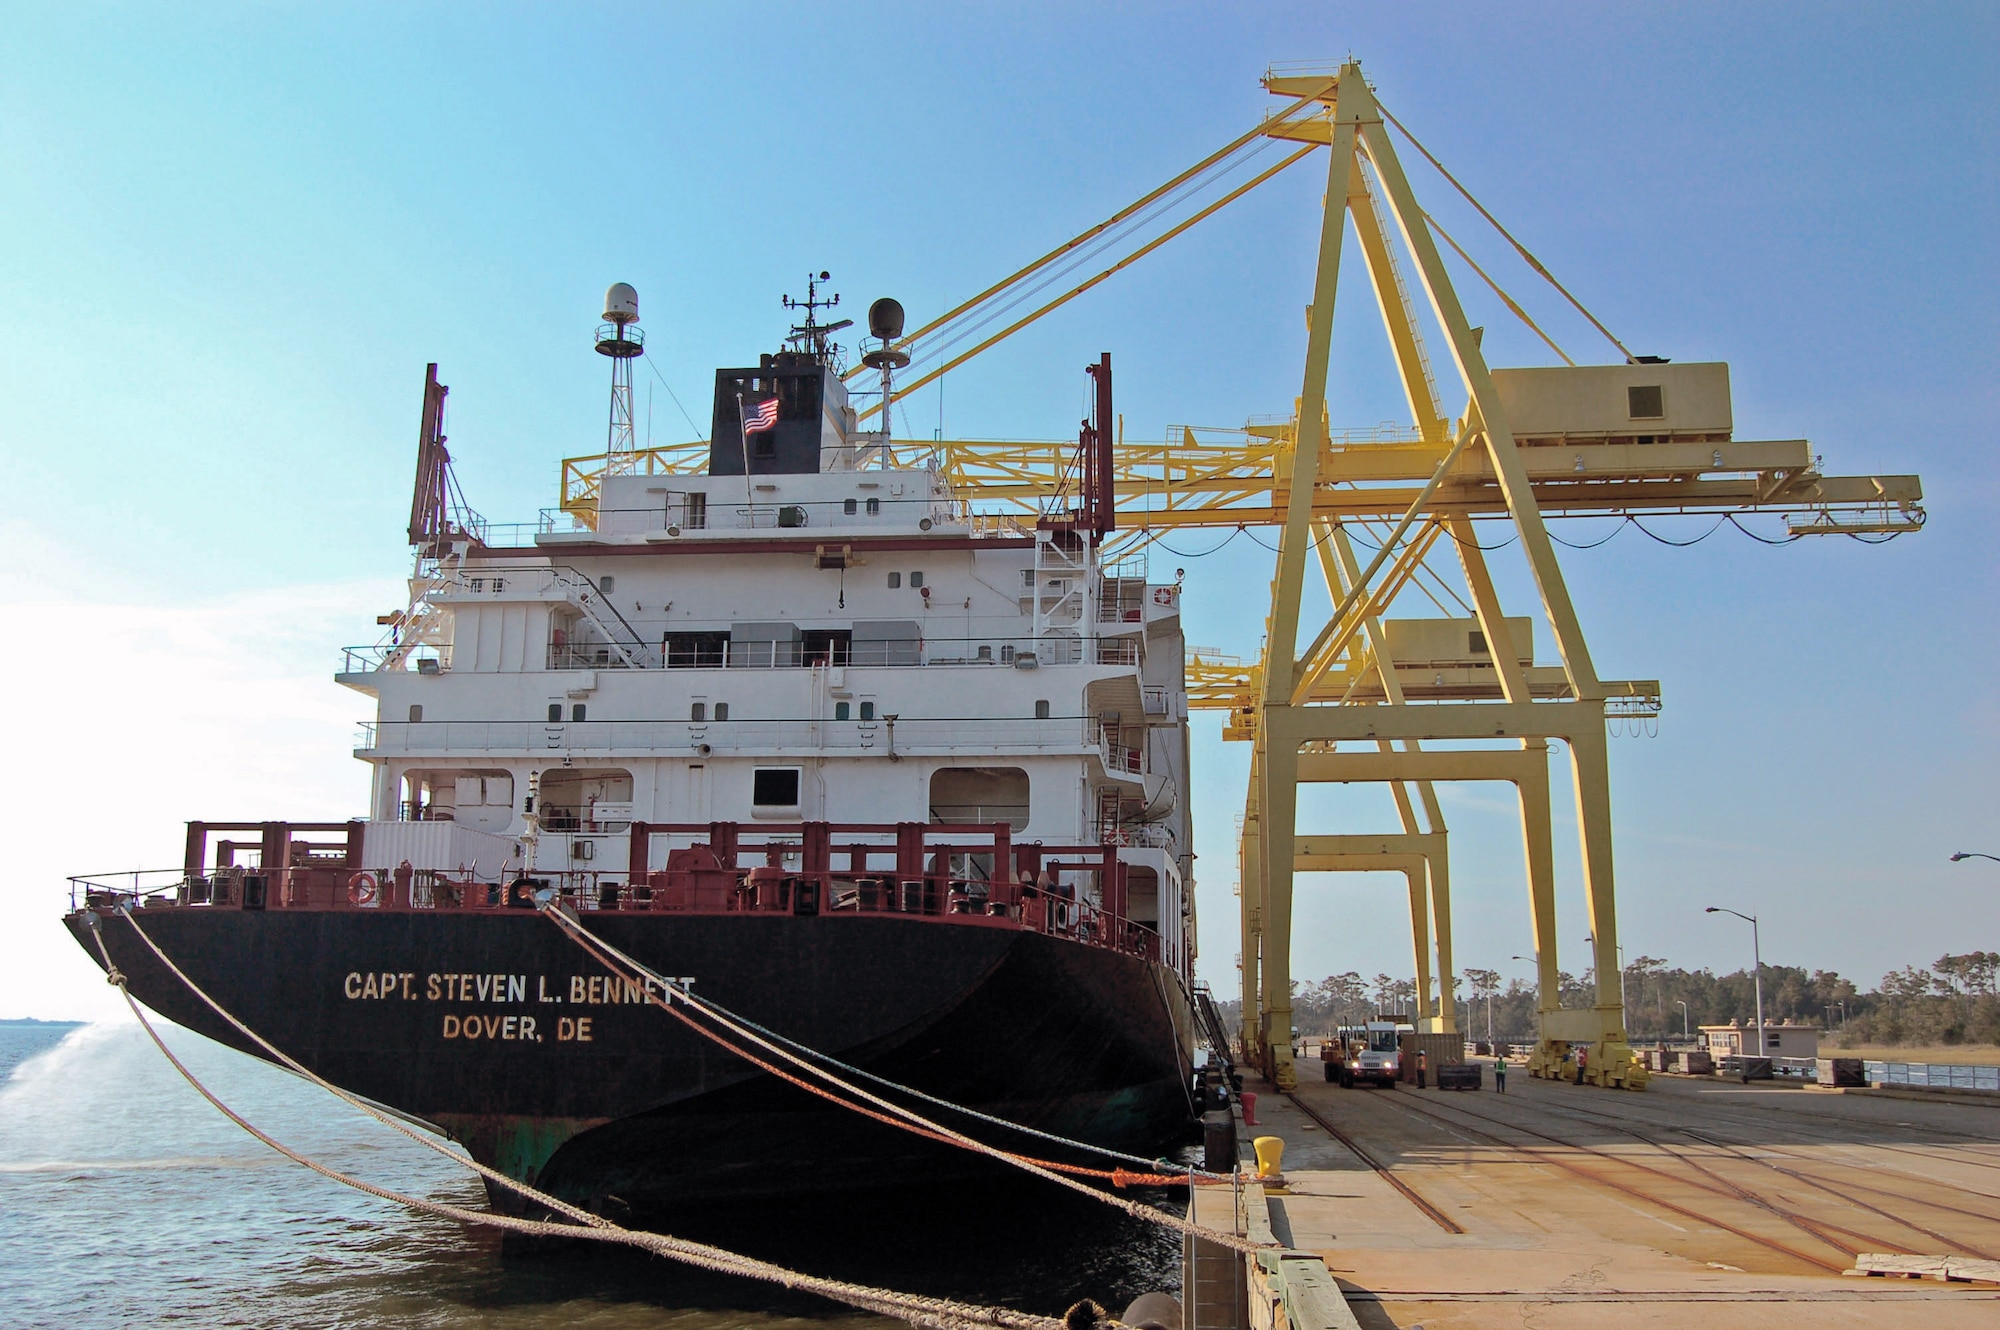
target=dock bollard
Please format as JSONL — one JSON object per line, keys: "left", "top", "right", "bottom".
{"left": 1240, "top": 1090, "right": 1259, "bottom": 1125}
{"left": 1202, "top": 1110, "right": 1236, "bottom": 1173}
{"left": 1253, "top": 1135, "right": 1285, "bottom": 1180}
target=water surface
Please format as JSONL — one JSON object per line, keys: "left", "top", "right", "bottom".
{"left": 0, "top": 1021, "right": 1182, "bottom": 1329}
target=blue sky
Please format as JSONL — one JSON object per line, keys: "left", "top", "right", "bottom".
{"left": 3, "top": 3, "right": 1995, "bottom": 1019}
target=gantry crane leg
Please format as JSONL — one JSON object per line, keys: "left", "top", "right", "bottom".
{"left": 1238, "top": 752, "right": 1264, "bottom": 1066}
{"left": 1251, "top": 65, "right": 1368, "bottom": 1093}
{"left": 1256, "top": 737, "right": 1303, "bottom": 1085}
{"left": 1567, "top": 723, "right": 1643, "bottom": 1087}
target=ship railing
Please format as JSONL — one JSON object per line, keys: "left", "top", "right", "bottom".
{"left": 66, "top": 867, "right": 1179, "bottom": 971}
{"left": 67, "top": 868, "right": 192, "bottom": 911}
{"left": 341, "top": 644, "right": 451, "bottom": 674}
{"left": 356, "top": 715, "right": 1099, "bottom": 755}
{"left": 1094, "top": 638, "right": 1141, "bottom": 666}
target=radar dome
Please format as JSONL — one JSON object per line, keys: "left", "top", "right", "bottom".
{"left": 868, "top": 297, "right": 905, "bottom": 342}
{"left": 603, "top": 282, "right": 640, "bottom": 325}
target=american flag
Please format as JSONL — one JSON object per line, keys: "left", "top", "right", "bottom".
{"left": 742, "top": 395, "right": 779, "bottom": 434}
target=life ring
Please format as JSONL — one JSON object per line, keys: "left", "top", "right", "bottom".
{"left": 348, "top": 872, "right": 379, "bottom": 906}
{"left": 1152, "top": 586, "right": 1174, "bottom": 606}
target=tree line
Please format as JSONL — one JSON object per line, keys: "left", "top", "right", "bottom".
{"left": 1211, "top": 951, "right": 2000, "bottom": 1047}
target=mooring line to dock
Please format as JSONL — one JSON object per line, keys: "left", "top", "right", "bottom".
{"left": 1281, "top": 1093, "right": 1464, "bottom": 1233}
{"left": 540, "top": 905, "right": 1274, "bottom": 1255}
{"left": 88, "top": 910, "right": 1091, "bottom": 1330}
{"left": 544, "top": 903, "right": 1229, "bottom": 1179}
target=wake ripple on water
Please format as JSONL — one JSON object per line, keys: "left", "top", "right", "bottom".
{"left": 0, "top": 1021, "right": 1182, "bottom": 1329}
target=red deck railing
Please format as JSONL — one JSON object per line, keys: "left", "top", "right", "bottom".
{"left": 68, "top": 818, "right": 1185, "bottom": 974}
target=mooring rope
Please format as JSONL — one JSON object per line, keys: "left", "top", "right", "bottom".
{"left": 540, "top": 905, "right": 1267, "bottom": 1254}
{"left": 87, "top": 909, "right": 1086, "bottom": 1330}
{"left": 549, "top": 905, "right": 1227, "bottom": 1181}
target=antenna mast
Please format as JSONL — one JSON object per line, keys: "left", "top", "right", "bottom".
{"left": 596, "top": 282, "right": 644, "bottom": 472}
{"left": 783, "top": 271, "right": 853, "bottom": 366}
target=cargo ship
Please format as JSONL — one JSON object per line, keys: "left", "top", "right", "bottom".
{"left": 65, "top": 282, "right": 1201, "bottom": 1214}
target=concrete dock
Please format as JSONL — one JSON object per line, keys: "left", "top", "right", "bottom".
{"left": 1225, "top": 1062, "right": 2000, "bottom": 1327}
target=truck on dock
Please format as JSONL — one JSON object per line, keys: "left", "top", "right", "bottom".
{"left": 1324, "top": 1020, "right": 1408, "bottom": 1087}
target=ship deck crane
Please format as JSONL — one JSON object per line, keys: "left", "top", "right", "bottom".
{"left": 547, "top": 62, "right": 1923, "bottom": 1092}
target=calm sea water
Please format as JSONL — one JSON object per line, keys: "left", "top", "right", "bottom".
{"left": 0, "top": 1021, "right": 1183, "bottom": 1329}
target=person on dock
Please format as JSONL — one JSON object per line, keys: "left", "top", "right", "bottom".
{"left": 1417, "top": 1046, "right": 1428, "bottom": 1089}
{"left": 1574, "top": 1044, "right": 1588, "bottom": 1085}
{"left": 1494, "top": 1056, "right": 1507, "bottom": 1093}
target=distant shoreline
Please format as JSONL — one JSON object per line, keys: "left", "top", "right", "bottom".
{"left": 0, "top": 1018, "right": 85, "bottom": 1027}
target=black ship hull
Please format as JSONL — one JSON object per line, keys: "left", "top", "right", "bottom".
{"left": 68, "top": 908, "right": 1197, "bottom": 1211}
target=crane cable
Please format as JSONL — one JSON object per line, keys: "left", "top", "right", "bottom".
{"left": 1377, "top": 101, "right": 1636, "bottom": 365}
{"left": 85, "top": 909, "right": 1068, "bottom": 1330}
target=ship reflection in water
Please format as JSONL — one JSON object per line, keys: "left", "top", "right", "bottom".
{"left": 1, "top": 1022, "right": 1185, "bottom": 1329}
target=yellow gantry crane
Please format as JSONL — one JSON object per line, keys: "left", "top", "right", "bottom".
{"left": 552, "top": 63, "right": 1922, "bottom": 1091}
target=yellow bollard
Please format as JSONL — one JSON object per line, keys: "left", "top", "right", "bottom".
{"left": 1253, "top": 1135, "right": 1285, "bottom": 1180}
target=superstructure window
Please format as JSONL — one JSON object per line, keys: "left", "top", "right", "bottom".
{"left": 860, "top": 701, "right": 876, "bottom": 721}
{"left": 686, "top": 492, "right": 708, "bottom": 530}
{"left": 598, "top": 575, "right": 615, "bottom": 595}
{"left": 887, "top": 572, "right": 901, "bottom": 588}
{"left": 930, "top": 766, "right": 1029, "bottom": 831}
{"left": 714, "top": 702, "right": 730, "bottom": 721}
{"left": 690, "top": 701, "right": 706, "bottom": 722}
{"left": 866, "top": 497, "right": 880, "bottom": 516}
{"left": 1035, "top": 700, "right": 1050, "bottom": 719}
{"left": 844, "top": 498, "right": 857, "bottom": 515}
{"left": 665, "top": 631, "right": 729, "bottom": 667}
{"left": 571, "top": 704, "right": 587, "bottom": 722}
{"left": 547, "top": 703, "right": 563, "bottom": 723}
{"left": 803, "top": 629, "right": 851, "bottom": 667}
{"left": 752, "top": 768, "right": 801, "bottom": 808}
{"left": 409, "top": 704, "right": 423, "bottom": 723}
{"left": 834, "top": 701, "right": 850, "bottom": 721}
{"left": 909, "top": 571, "right": 924, "bottom": 589}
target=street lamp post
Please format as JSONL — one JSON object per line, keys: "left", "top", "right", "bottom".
{"left": 1706, "top": 906, "right": 1766, "bottom": 1057}
{"left": 1951, "top": 851, "right": 2000, "bottom": 864}
{"left": 1675, "top": 999, "right": 1690, "bottom": 1042}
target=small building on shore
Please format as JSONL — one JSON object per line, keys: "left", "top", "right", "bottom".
{"left": 1697, "top": 1020, "right": 1822, "bottom": 1060}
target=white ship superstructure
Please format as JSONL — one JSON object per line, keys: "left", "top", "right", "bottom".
{"left": 338, "top": 286, "right": 1194, "bottom": 963}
